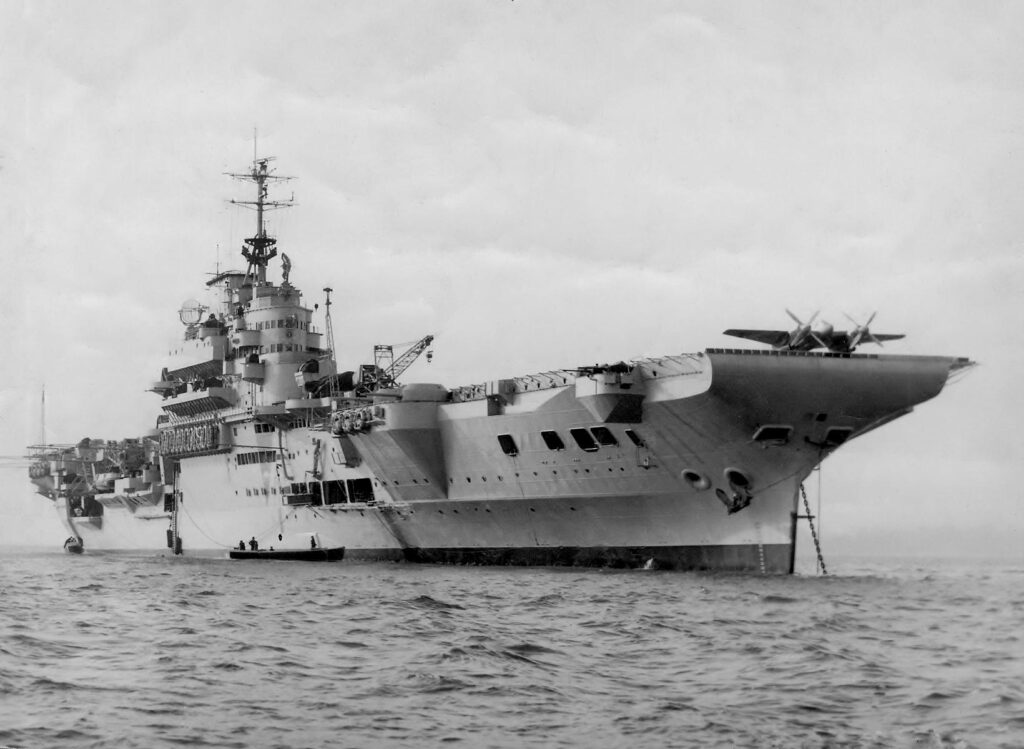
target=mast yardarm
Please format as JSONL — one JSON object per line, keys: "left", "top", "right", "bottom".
{"left": 226, "top": 157, "right": 294, "bottom": 284}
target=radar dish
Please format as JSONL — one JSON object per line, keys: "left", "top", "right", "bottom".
{"left": 178, "top": 299, "right": 205, "bottom": 325}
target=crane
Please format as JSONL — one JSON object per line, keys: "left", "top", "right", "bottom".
{"left": 358, "top": 334, "right": 434, "bottom": 393}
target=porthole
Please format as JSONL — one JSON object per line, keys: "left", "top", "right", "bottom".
{"left": 681, "top": 469, "right": 710, "bottom": 491}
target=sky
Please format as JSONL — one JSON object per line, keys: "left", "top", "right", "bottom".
{"left": 1, "top": 1, "right": 1022, "bottom": 558}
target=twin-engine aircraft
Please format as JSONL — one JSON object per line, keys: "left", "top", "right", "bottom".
{"left": 723, "top": 310, "right": 904, "bottom": 354}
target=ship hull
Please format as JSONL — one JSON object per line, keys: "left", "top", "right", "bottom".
{"left": 43, "top": 349, "right": 968, "bottom": 573}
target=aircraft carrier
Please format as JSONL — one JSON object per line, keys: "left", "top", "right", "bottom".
{"left": 26, "top": 157, "right": 974, "bottom": 572}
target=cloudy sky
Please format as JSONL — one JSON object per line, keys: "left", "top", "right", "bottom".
{"left": 1, "top": 1, "right": 1021, "bottom": 557}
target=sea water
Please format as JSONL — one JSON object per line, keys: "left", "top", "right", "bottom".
{"left": 0, "top": 550, "right": 1020, "bottom": 749}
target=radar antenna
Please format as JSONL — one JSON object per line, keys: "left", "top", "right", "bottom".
{"left": 226, "top": 156, "right": 294, "bottom": 285}
{"left": 178, "top": 299, "right": 206, "bottom": 325}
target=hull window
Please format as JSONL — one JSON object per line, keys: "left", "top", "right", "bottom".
{"left": 590, "top": 426, "right": 619, "bottom": 447}
{"left": 624, "top": 429, "right": 645, "bottom": 447}
{"left": 824, "top": 427, "right": 854, "bottom": 447}
{"left": 570, "top": 428, "right": 599, "bottom": 452}
{"left": 541, "top": 431, "right": 565, "bottom": 451}
{"left": 753, "top": 425, "right": 792, "bottom": 445}
{"left": 497, "top": 434, "right": 519, "bottom": 456}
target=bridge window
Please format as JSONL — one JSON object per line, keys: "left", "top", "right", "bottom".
{"left": 590, "top": 426, "right": 618, "bottom": 447}
{"left": 541, "top": 430, "right": 565, "bottom": 451}
{"left": 570, "top": 428, "right": 599, "bottom": 452}
{"left": 497, "top": 434, "right": 518, "bottom": 456}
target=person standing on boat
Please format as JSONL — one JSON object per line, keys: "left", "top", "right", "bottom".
{"left": 237, "top": 540, "right": 245, "bottom": 551}
{"left": 248, "top": 536, "right": 258, "bottom": 551}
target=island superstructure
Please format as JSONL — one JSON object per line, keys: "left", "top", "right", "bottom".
{"left": 27, "top": 156, "right": 974, "bottom": 572}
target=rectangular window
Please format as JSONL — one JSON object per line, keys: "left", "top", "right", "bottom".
{"left": 236, "top": 450, "right": 277, "bottom": 465}
{"left": 824, "top": 427, "right": 853, "bottom": 447}
{"left": 570, "top": 428, "right": 599, "bottom": 452}
{"left": 323, "top": 480, "right": 347, "bottom": 505}
{"left": 347, "top": 478, "right": 374, "bottom": 503}
{"left": 541, "top": 430, "right": 565, "bottom": 450}
{"left": 497, "top": 434, "right": 518, "bottom": 456}
{"left": 590, "top": 426, "right": 618, "bottom": 447}
{"left": 624, "top": 429, "right": 645, "bottom": 447}
{"left": 753, "top": 425, "right": 792, "bottom": 444}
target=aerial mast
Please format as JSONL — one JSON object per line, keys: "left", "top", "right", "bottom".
{"left": 323, "top": 287, "right": 336, "bottom": 360}
{"left": 226, "top": 155, "right": 294, "bottom": 285}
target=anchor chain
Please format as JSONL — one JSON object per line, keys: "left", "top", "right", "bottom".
{"left": 800, "top": 483, "right": 828, "bottom": 575}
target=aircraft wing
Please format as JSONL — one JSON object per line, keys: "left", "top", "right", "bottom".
{"left": 872, "top": 334, "right": 905, "bottom": 342}
{"left": 722, "top": 329, "right": 790, "bottom": 347}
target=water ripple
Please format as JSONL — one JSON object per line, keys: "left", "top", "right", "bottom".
{"left": 0, "top": 550, "right": 1019, "bottom": 748}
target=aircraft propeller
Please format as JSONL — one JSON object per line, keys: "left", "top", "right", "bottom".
{"left": 785, "top": 308, "right": 819, "bottom": 349}
{"left": 845, "top": 311, "right": 881, "bottom": 350}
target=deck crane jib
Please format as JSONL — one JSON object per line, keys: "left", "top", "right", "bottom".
{"left": 358, "top": 335, "right": 435, "bottom": 394}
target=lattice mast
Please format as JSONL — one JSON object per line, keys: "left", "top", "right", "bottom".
{"left": 323, "top": 287, "right": 337, "bottom": 359}
{"left": 226, "top": 156, "right": 293, "bottom": 284}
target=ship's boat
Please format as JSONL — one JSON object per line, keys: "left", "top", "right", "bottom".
{"left": 26, "top": 155, "right": 974, "bottom": 573}
{"left": 229, "top": 547, "right": 346, "bottom": 562}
